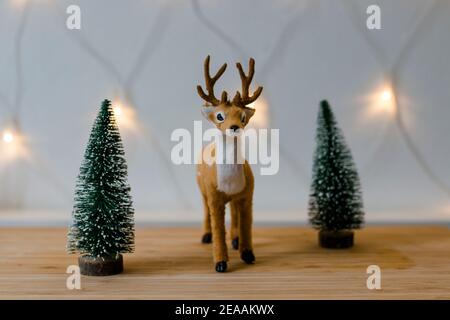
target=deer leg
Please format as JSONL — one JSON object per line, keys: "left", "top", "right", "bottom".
{"left": 208, "top": 197, "right": 228, "bottom": 272}
{"left": 201, "top": 194, "right": 212, "bottom": 244}
{"left": 237, "top": 197, "right": 255, "bottom": 264}
{"left": 230, "top": 201, "right": 239, "bottom": 250}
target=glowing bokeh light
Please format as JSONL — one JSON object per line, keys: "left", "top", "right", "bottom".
{"left": 3, "top": 131, "right": 14, "bottom": 144}
{"left": 381, "top": 90, "right": 392, "bottom": 102}
{"left": 364, "top": 86, "right": 397, "bottom": 118}
{"left": 247, "top": 96, "right": 270, "bottom": 129}
{"left": 111, "top": 99, "right": 140, "bottom": 134}
{"left": 0, "top": 128, "right": 29, "bottom": 164}
{"left": 378, "top": 88, "right": 396, "bottom": 114}
{"left": 114, "top": 106, "right": 123, "bottom": 117}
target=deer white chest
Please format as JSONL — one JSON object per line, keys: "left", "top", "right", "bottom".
{"left": 214, "top": 136, "right": 246, "bottom": 195}
{"left": 216, "top": 163, "right": 245, "bottom": 195}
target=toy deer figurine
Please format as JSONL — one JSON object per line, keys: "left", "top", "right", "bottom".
{"left": 196, "top": 55, "right": 263, "bottom": 272}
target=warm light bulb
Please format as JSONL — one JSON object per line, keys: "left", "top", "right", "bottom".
{"left": 111, "top": 99, "right": 140, "bottom": 133}
{"left": 364, "top": 86, "right": 396, "bottom": 119}
{"left": 247, "top": 96, "right": 269, "bottom": 129}
{"left": 0, "top": 128, "right": 29, "bottom": 163}
{"left": 3, "top": 131, "right": 14, "bottom": 144}
{"left": 114, "top": 106, "right": 123, "bottom": 117}
{"left": 381, "top": 90, "right": 392, "bottom": 102}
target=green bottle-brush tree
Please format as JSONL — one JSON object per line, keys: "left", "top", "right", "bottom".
{"left": 308, "top": 100, "right": 364, "bottom": 248}
{"left": 68, "top": 99, "right": 134, "bottom": 275}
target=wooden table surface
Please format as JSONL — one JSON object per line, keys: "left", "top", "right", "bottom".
{"left": 0, "top": 226, "right": 449, "bottom": 299}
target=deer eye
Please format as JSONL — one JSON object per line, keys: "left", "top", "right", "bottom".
{"left": 216, "top": 112, "right": 225, "bottom": 123}
{"left": 241, "top": 112, "right": 246, "bottom": 123}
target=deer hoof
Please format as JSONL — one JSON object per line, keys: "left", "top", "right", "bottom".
{"left": 201, "top": 233, "right": 212, "bottom": 244}
{"left": 241, "top": 249, "right": 255, "bottom": 264}
{"left": 215, "top": 261, "right": 227, "bottom": 273}
{"left": 232, "top": 237, "right": 239, "bottom": 250}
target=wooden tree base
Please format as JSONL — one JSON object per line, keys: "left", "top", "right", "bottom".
{"left": 319, "top": 230, "right": 354, "bottom": 249}
{"left": 78, "top": 254, "right": 123, "bottom": 276}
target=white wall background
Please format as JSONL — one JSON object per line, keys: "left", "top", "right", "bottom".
{"left": 0, "top": 0, "right": 449, "bottom": 224}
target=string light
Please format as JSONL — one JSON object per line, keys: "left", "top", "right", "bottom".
{"left": 113, "top": 105, "right": 123, "bottom": 117}
{"left": 379, "top": 87, "right": 396, "bottom": 113}
{"left": 381, "top": 90, "right": 392, "bottom": 102}
{"left": 364, "top": 85, "right": 396, "bottom": 118}
{"left": 0, "top": 127, "right": 29, "bottom": 163}
{"left": 0, "top": 0, "right": 447, "bottom": 213}
{"left": 3, "top": 131, "right": 14, "bottom": 144}
{"left": 111, "top": 98, "right": 140, "bottom": 134}
{"left": 247, "top": 95, "right": 270, "bottom": 129}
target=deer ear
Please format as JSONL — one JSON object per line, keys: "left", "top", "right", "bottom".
{"left": 244, "top": 107, "right": 255, "bottom": 120}
{"left": 201, "top": 106, "right": 216, "bottom": 121}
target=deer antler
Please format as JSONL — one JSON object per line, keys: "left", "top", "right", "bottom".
{"left": 232, "top": 58, "right": 263, "bottom": 107}
{"left": 197, "top": 55, "right": 229, "bottom": 106}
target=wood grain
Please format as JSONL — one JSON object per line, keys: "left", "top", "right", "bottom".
{"left": 0, "top": 226, "right": 449, "bottom": 299}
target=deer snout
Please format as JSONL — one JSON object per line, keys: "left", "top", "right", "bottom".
{"left": 225, "top": 124, "right": 242, "bottom": 137}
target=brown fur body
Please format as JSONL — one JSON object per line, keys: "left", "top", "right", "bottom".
{"left": 197, "top": 144, "right": 254, "bottom": 267}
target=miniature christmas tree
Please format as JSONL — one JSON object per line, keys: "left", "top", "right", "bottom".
{"left": 308, "top": 100, "right": 364, "bottom": 248}
{"left": 68, "top": 99, "right": 134, "bottom": 275}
